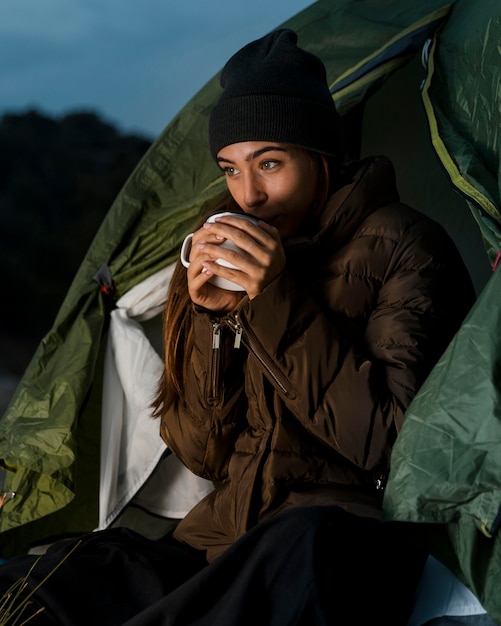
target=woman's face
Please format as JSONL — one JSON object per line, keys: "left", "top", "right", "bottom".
{"left": 216, "top": 141, "right": 319, "bottom": 240}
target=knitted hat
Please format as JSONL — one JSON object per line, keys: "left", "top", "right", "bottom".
{"left": 208, "top": 29, "right": 342, "bottom": 160}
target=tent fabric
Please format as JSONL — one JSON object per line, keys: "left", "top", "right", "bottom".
{"left": 420, "top": 0, "right": 501, "bottom": 262}
{"left": 407, "top": 557, "right": 488, "bottom": 626}
{"left": 384, "top": 265, "right": 501, "bottom": 624}
{"left": 382, "top": 2, "right": 501, "bottom": 622}
{"left": 384, "top": 266, "right": 501, "bottom": 534}
{"left": 329, "top": 4, "right": 452, "bottom": 113}
{"left": 99, "top": 265, "right": 214, "bottom": 529}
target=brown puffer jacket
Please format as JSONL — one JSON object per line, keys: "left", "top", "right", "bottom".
{"left": 161, "top": 156, "right": 476, "bottom": 562}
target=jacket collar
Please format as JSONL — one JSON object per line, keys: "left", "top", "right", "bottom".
{"left": 285, "top": 155, "right": 400, "bottom": 252}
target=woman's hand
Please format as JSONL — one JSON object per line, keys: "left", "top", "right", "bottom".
{"left": 185, "top": 214, "right": 285, "bottom": 311}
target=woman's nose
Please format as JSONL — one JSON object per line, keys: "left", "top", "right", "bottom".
{"left": 243, "top": 173, "right": 266, "bottom": 208}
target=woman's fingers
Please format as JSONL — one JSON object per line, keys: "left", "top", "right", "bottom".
{"left": 184, "top": 215, "right": 285, "bottom": 303}
{"left": 202, "top": 219, "right": 281, "bottom": 266}
{"left": 199, "top": 219, "right": 285, "bottom": 298}
{"left": 186, "top": 256, "right": 243, "bottom": 311}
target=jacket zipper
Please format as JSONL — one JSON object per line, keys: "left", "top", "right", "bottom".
{"left": 227, "top": 312, "right": 291, "bottom": 397}
{"left": 233, "top": 323, "right": 243, "bottom": 349}
{"left": 210, "top": 321, "right": 222, "bottom": 402}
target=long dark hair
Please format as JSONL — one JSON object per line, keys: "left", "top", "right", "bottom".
{"left": 152, "top": 150, "right": 336, "bottom": 418}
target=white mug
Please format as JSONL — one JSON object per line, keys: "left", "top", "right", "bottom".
{"left": 180, "top": 212, "right": 258, "bottom": 291}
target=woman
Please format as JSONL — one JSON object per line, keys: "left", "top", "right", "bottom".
{"left": 0, "top": 29, "right": 475, "bottom": 626}
{"left": 147, "top": 28, "right": 475, "bottom": 622}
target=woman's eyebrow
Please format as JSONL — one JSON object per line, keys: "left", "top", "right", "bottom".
{"left": 249, "top": 146, "right": 287, "bottom": 160}
{"left": 217, "top": 146, "right": 288, "bottom": 164}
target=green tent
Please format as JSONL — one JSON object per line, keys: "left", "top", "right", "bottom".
{"left": 1, "top": 0, "right": 500, "bottom": 621}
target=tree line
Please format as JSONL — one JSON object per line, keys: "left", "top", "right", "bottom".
{"left": 0, "top": 109, "right": 152, "bottom": 380}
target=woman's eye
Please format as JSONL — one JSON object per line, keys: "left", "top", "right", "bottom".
{"left": 223, "top": 166, "right": 238, "bottom": 177}
{"left": 261, "top": 160, "right": 278, "bottom": 171}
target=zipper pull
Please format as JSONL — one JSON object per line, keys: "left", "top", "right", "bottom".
{"left": 212, "top": 322, "right": 221, "bottom": 349}
{"left": 234, "top": 324, "right": 243, "bottom": 349}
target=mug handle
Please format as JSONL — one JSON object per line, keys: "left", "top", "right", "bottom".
{"left": 180, "top": 233, "right": 193, "bottom": 268}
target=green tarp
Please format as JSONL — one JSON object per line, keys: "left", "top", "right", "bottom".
{"left": 384, "top": 263, "right": 501, "bottom": 620}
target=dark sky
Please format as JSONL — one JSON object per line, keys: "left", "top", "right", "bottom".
{"left": 1, "top": 0, "right": 314, "bottom": 139}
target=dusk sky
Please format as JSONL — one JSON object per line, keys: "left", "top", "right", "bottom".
{"left": 1, "top": 0, "right": 314, "bottom": 139}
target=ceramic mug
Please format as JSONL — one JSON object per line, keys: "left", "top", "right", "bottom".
{"left": 180, "top": 212, "right": 258, "bottom": 291}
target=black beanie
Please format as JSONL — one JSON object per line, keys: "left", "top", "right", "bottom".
{"left": 209, "top": 29, "right": 342, "bottom": 160}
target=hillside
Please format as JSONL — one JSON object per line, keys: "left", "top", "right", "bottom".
{"left": 0, "top": 109, "right": 152, "bottom": 411}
